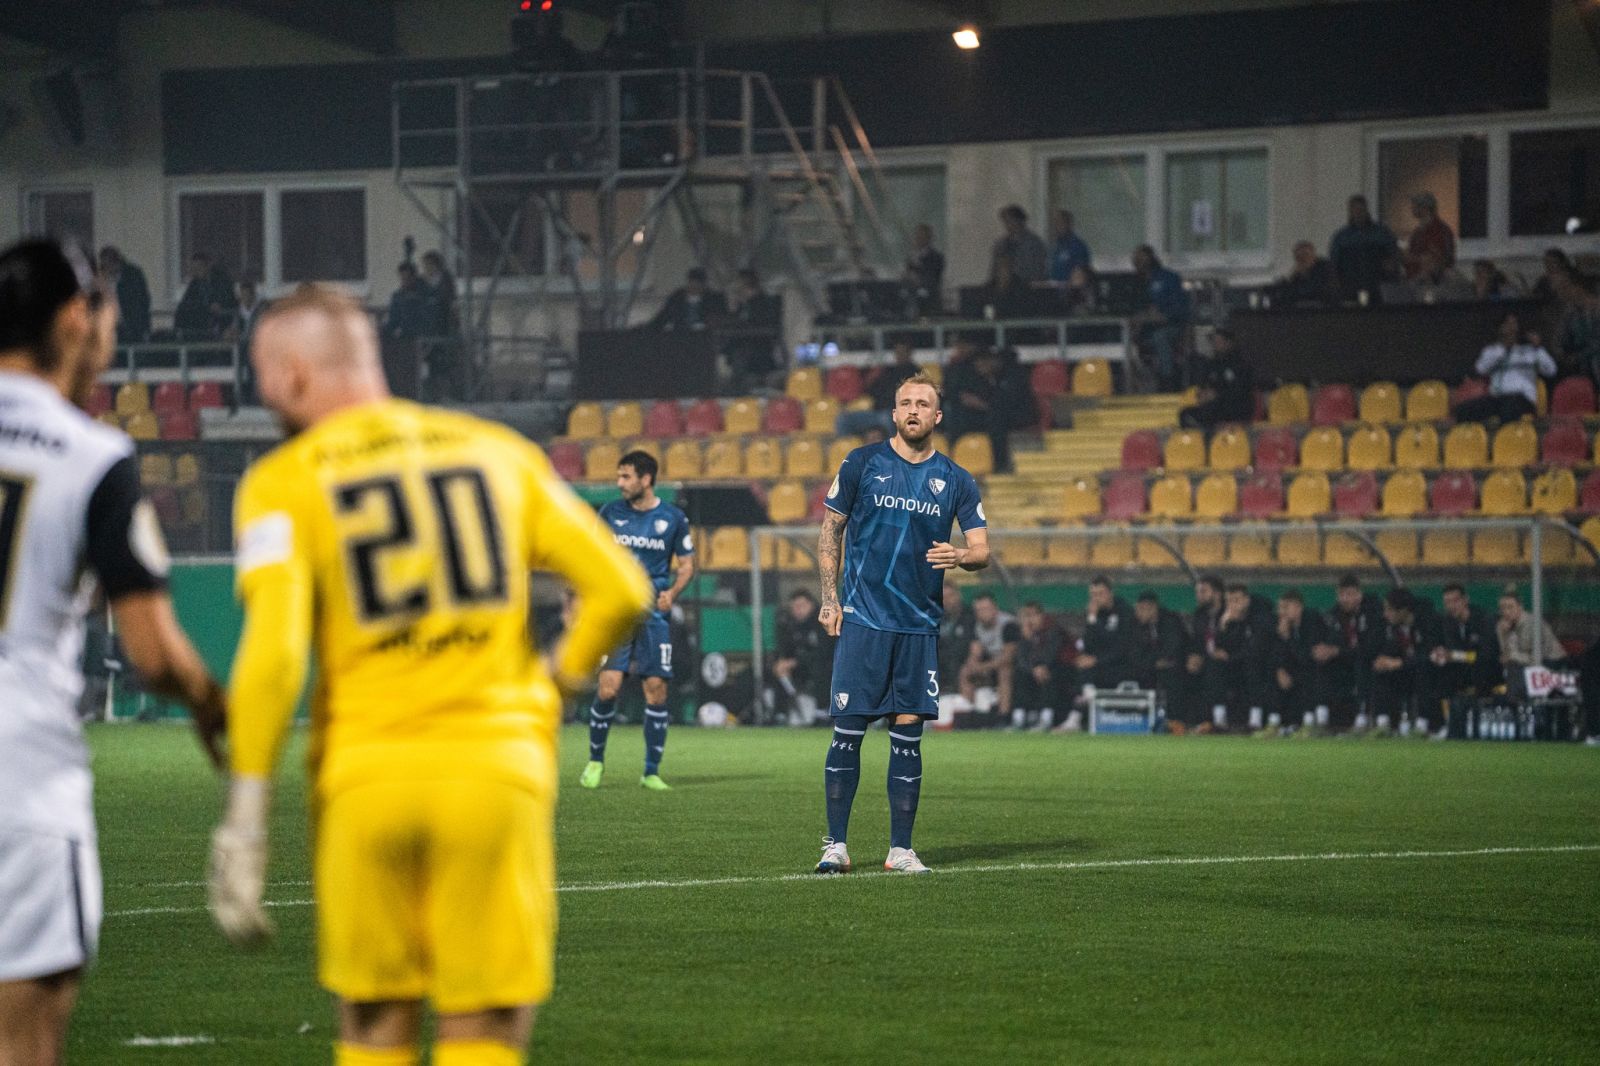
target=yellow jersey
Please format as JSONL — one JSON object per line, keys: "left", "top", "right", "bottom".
{"left": 227, "top": 398, "right": 651, "bottom": 800}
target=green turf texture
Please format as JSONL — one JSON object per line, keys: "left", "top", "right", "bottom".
{"left": 73, "top": 725, "right": 1599, "bottom": 1065}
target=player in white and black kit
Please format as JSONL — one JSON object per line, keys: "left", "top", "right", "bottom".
{"left": 0, "top": 240, "right": 226, "bottom": 1063}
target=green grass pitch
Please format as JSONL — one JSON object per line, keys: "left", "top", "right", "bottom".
{"left": 71, "top": 725, "right": 1599, "bottom": 1064}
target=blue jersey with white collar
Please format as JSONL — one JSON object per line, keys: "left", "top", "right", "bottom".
{"left": 598, "top": 498, "right": 693, "bottom": 609}
{"left": 825, "top": 441, "right": 985, "bottom": 635}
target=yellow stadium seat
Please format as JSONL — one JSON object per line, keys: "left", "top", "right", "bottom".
{"left": 179, "top": 487, "right": 206, "bottom": 527}
{"left": 1345, "top": 424, "right": 1392, "bottom": 471}
{"left": 775, "top": 538, "right": 811, "bottom": 572}
{"left": 1062, "top": 477, "right": 1101, "bottom": 519}
{"left": 1180, "top": 385, "right": 1201, "bottom": 406}
{"left": 663, "top": 440, "right": 703, "bottom": 480}
{"left": 566, "top": 401, "right": 604, "bottom": 439}
{"left": 1003, "top": 533, "right": 1050, "bottom": 567}
{"left": 173, "top": 453, "right": 201, "bottom": 488}
{"left": 1537, "top": 377, "right": 1548, "bottom": 416}
{"left": 1491, "top": 421, "right": 1538, "bottom": 469}
{"left": 1275, "top": 530, "right": 1322, "bottom": 566}
{"left": 826, "top": 436, "right": 861, "bottom": 471}
{"left": 1228, "top": 530, "right": 1272, "bottom": 566}
{"left": 1443, "top": 423, "right": 1489, "bottom": 469}
{"left": 1480, "top": 470, "right": 1527, "bottom": 515}
{"left": 1582, "top": 516, "right": 1600, "bottom": 557}
{"left": 921, "top": 363, "right": 943, "bottom": 387}
{"left": 953, "top": 434, "right": 994, "bottom": 476}
{"left": 744, "top": 438, "right": 783, "bottom": 479}
{"left": 1046, "top": 524, "right": 1090, "bottom": 567}
{"left": 1374, "top": 529, "right": 1419, "bottom": 566}
{"left": 1422, "top": 530, "right": 1470, "bottom": 566}
{"left": 1539, "top": 529, "right": 1576, "bottom": 566}
{"left": 703, "top": 440, "right": 742, "bottom": 478}
{"left": 928, "top": 432, "right": 950, "bottom": 456}
{"left": 1472, "top": 530, "right": 1523, "bottom": 566}
{"left": 845, "top": 396, "right": 872, "bottom": 413}
{"left": 1163, "top": 429, "right": 1206, "bottom": 472}
{"left": 1358, "top": 381, "right": 1401, "bottom": 424}
{"left": 1299, "top": 426, "right": 1345, "bottom": 472}
{"left": 1194, "top": 473, "right": 1238, "bottom": 519}
{"left": 1380, "top": 470, "right": 1428, "bottom": 517}
{"left": 785, "top": 438, "right": 825, "bottom": 479}
{"left": 1393, "top": 424, "right": 1440, "bottom": 469}
{"left": 786, "top": 366, "right": 823, "bottom": 402}
{"left": 1286, "top": 472, "right": 1331, "bottom": 517}
{"left": 1073, "top": 358, "right": 1113, "bottom": 397}
{"left": 1325, "top": 531, "right": 1377, "bottom": 568}
{"left": 606, "top": 402, "right": 643, "bottom": 439}
{"left": 1207, "top": 426, "right": 1250, "bottom": 472}
{"left": 1405, "top": 380, "right": 1449, "bottom": 422}
{"left": 768, "top": 480, "right": 809, "bottom": 524}
{"left": 1148, "top": 474, "right": 1193, "bottom": 519}
{"left": 96, "top": 411, "right": 122, "bottom": 430}
{"left": 724, "top": 398, "right": 762, "bottom": 436}
{"left": 140, "top": 454, "right": 174, "bottom": 487}
{"left": 124, "top": 411, "right": 159, "bottom": 441}
{"left": 1267, "top": 384, "right": 1310, "bottom": 425}
{"left": 1088, "top": 530, "right": 1134, "bottom": 567}
{"left": 1531, "top": 469, "right": 1577, "bottom": 515}
{"left": 584, "top": 440, "right": 622, "bottom": 481}
{"left": 622, "top": 439, "right": 661, "bottom": 464}
{"left": 804, "top": 398, "right": 839, "bottom": 434}
{"left": 1134, "top": 533, "right": 1184, "bottom": 568}
{"left": 705, "top": 528, "right": 750, "bottom": 570}
{"left": 115, "top": 382, "right": 150, "bottom": 418}
{"left": 1182, "top": 533, "right": 1227, "bottom": 567}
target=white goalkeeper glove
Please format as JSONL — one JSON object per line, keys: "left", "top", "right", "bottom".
{"left": 208, "top": 775, "right": 274, "bottom": 948}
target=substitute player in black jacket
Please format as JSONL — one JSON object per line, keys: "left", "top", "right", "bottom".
{"left": 1268, "top": 590, "right": 1334, "bottom": 730}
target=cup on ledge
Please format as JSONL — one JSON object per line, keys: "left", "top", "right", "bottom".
{"left": 1248, "top": 292, "right": 1260, "bottom": 309}
{"left": 1357, "top": 289, "right": 1370, "bottom": 307}
{"left": 983, "top": 303, "right": 996, "bottom": 321}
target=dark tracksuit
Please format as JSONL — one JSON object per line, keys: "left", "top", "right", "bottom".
{"left": 1079, "top": 596, "right": 1136, "bottom": 689}
{"left": 1322, "top": 598, "right": 1384, "bottom": 725}
{"left": 1368, "top": 618, "right": 1425, "bottom": 721}
{"left": 1014, "top": 621, "right": 1070, "bottom": 716}
{"left": 1269, "top": 611, "right": 1333, "bottom": 721}
{"left": 1134, "top": 607, "right": 1189, "bottom": 708}
{"left": 1212, "top": 597, "right": 1275, "bottom": 719}
{"left": 1184, "top": 602, "right": 1225, "bottom": 724}
{"left": 1427, "top": 607, "right": 1500, "bottom": 726}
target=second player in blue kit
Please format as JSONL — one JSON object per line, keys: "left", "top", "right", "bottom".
{"left": 815, "top": 371, "right": 990, "bottom": 875}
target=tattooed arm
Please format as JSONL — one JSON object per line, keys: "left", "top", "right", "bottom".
{"left": 818, "top": 508, "right": 847, "bottom": 637}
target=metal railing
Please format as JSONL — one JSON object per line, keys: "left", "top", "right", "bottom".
{"left": 104, "top": 342, "right": 242, "bottom": 388}
{"left": 810, "top": 316, "right": 1135, "bottom": 364}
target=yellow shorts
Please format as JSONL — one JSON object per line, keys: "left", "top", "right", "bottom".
{"left": 315, "top": 776, "right": 555, "bottom": 1013}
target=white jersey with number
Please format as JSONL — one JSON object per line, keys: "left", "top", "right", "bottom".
{"left": 0, "top": 373, "right": 167, "bottom": 838}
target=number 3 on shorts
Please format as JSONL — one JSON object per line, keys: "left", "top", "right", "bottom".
{"left": 926, "top": 669, "right": 939, "bottom": 698}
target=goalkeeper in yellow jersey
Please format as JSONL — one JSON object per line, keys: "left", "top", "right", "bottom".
{"left": 207, "top": 285, "right": 651, "bottom": 1066}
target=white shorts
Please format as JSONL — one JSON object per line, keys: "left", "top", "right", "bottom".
{"left": 0, "top": 827, "right": 101, "bottom": 982}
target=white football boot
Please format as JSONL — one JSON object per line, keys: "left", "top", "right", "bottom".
{"left": 815, "top": 839, "right": 852, "bottom": 874}
{"left": 883, "top": 847, "right": 930, "bottom": 874}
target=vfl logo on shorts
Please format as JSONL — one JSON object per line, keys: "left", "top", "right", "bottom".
{"left": 836, "top": 693, "right": 850, "bottom": 710}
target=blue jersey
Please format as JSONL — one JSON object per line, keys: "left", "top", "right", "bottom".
{"left": 598, "top": 497, "right": 693, "bottom": 605}
{"left": 825, "top": 442, "right": 985, "bottom": 635}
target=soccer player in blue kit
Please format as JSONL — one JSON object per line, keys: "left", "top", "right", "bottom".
{"left": 815, "top": 371, "right": 990, "bottom": 874}
{"left": 581, "top": 450, "right": 695, "bottom": 791}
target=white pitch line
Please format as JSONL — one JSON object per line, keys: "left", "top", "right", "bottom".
{"left": 108, "top": 843, "right": 1600, "bottom": 919}
{"left": 123, "top": 1035, "right": 215, "bottom": 1048}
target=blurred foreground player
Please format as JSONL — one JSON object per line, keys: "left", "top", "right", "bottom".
{"left": 580, "top": 450, "right": 695, "bottom": 790}
{"left": 207, "top": 285, "right": 651, "bottom": 1066}
{"left": 816, "top": 372, "right": 989, "bottom": 875}
{"left": 0, "top": 239, "right": 225, "bottom": 1065}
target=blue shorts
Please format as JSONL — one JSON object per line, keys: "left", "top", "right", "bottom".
{"left": 603, "top": 614, "right": 673, "bottom": 679}
{"left": 828, "top": 621, "right": 939, "bottom": 720}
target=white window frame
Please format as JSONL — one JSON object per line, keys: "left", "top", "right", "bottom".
{"left": 842, "top": 148, "right": 950, "bottom": 256}
{"left": 20, "top": 185, "right": 96, "bottom": 247}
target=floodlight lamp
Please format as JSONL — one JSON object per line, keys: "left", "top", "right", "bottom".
{"left": 952, "top": 26, "right": 980, "bottom": 50}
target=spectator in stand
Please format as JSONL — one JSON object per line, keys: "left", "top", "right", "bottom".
{"left": 1075, "top": 576, "right": 1135, "bottom": 693}
{"left": 725, "top": 268, "right": 781, "bottom": 386}
{"left": 1011, "top": 602, "right": 1069, "bottom": 731}
{"left": 1455, "top": 312, "right": 1555, "bottom": 424}
{"left": 990, "top": 205, "right": 1048, "bottom": 284}
{"left": 385, "top": 263, "right": 433, "bottom": 341}
{"left": 1271, "top": 240, "right": 1338, "bottom": 307}
{"left": 174, "top": 252, "right": 236, "bottom": 339}
{"left": 1404, "top": 191, "right": 1456, "bottom": 278}
{"left": 1179, "top": 327, "right": 1254, "bottom": 432}
{"left": 1316, "top": 574, "right": 1383, "bottom": 730}
{"left": 229, "top": 280, "right": 268, "bottom": 347}
{"left": 648, "top": 267, "right": 728, "bottom": 331}
{"left": 1131, "top": 244, "right": 1191, "bottom": 391}
{"left": 981, "top": 252, "right": 1033, "bottom": 320}
{"left": 419, "top": 250, "right": 457, "bottom": 337}
{"left": 1185, "top": 575, "right": 1226, "bottom": 728}
{"left": 959, "top": 593, "right": 1020, "bottom": 722}
{"left": 938, "top": 583, "right": 977, "bottom": 698}
{"left": 1554, "top": 266, "right": 1600, "bottom": 387}
{"left": 1132, "top": 591, "right": 1187, "bottom": 714}
{"left": 1427, "top": 583, "right": 1499, "bottom": 727}
{"left": 902, "top": 223, "right": 946, "bottom": 316}
{"left": 770, "top": 590, "right": 833, "bottom": 725}
{"left": 1269, "top": 589, "right": 1333, "bottom": 732}
{"left": 1048, "top": 209, "right": 1093, "bottom": 307}
{"left": 1409, "top": 248, "right": 1474, "bottom": 303}
{"left": 1531, "top": 248, "right": 1590, "bottom": 303}
{"left": 97, "top": 246, "right": 151, "bottom": 344}
{"left": 1472, "top": 259, "right": 1516, "bottom": 301}
{"left": 1217, "top": 582, "right": 1275, "bottom": 732}
{"left": 943, "top": 345, "right": 1027, "bottom": 473}
{"left": 1496, "top": 589, "right": 1564, "bottom": 698}
{"left": 1329, "top": 194, "right": 1400, "bottom": 304}
{"left": 1366, "top": 588, "right": 1424, "bottom": 731}
{"left": 837, "top": 339, "right": 920, "bottom": 438}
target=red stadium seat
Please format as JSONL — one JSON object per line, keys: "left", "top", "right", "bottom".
{"left": 159, "top": 410, "right": 198, "bottom": 441}
{"left": 808, "top": 482, "right": 833, "bottom": 523}
{"left": 1551, "top": 376, "right": 1597, "bottom": 417}
{"left": 548, "top": 441, "right": 584, "bottom": 480}
{"left": 1333, "top": 471, "right": 1378, "bottom": 517}
{"left": 84, "top": 384, "right": 113, "bottom": 418}
{"left": 1239, "top": 471, "right": 1284, "bottom": 517}
{"left": 152, "top": 382, "right": 188, "bottom": 417}
{"left": 683, "top": 398, "right": 724, "bottom": 436}
{"left": 643, "top": 400, "right": 683, "bottom": 438}
{"left": 1451, "top": 377, "right": 1489, "bottom": 409}
{"left": 1429, "top": 471, "right": 1477, "bottom": 515}
{"left": 1311, "top": 384, "right": 1356, "bottom": 426}
{"left": 188, "top": 382, "right": 226, "bottom": 411}
{"left": 1030, "top": 361, "right": 1070, "bottom": 398}
{"left": 1253, "top": 427, "right": 1298, "bottom": 472}
{"left": 1120, "top": 430, "right": 1162, "bottom": 472}
{"left": 825, "top": 366, "right": 865, "bottom": 404}
{"left": 1103, "top": 474, "right": 1146, "bottom": 521}
{"left": 1541, "top": 419, "right": 1588, "bottom": 466}
{"left": 763, "top": 395, "right": 805, "bottom": 434}
{"left": 1581, "top": 470, "right": 1600, "bottom": 513}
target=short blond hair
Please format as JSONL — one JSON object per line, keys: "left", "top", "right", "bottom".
{"left": 895, "top": 370, "right": 942, "bottom": 408}
{"left": 255, "top": 283, "right": 377, "bottom": 368}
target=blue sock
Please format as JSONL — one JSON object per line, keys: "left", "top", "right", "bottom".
{"left": 825, "top": 717, "right": 867, "bottom": 843}
{"left": 887, "top": 720, "right": 924, "bottom": 850}
{"left": 643, "top": 705, "right": 669, "bottom": 776}
{"left": 588, "top": 699, "right": 615, "bottom": 762}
